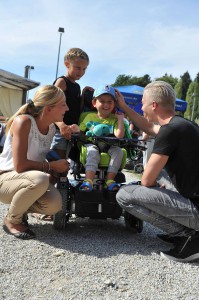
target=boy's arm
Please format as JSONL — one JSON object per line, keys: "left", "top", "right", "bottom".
{"left": 54, "top": 77, "right": 72, "bottom": 139}
{"left": 114, "top": 113, "right": 125, "bottom": 138}
{"left": 54, "top": 77, "right": 67, "bottom": 91}
{"left": 55, "top": 122, "right": 72, "bottom": 140}
{"left": 79, "top": 118, "right": 87, "bottom": 133}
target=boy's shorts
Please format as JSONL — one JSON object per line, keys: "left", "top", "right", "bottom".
{"left": 51, "top": 129, "right": 71, "bottom": 151}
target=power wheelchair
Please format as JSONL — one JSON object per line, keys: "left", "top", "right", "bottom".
{"left": 47, "top": 133, "right": 146, "bottom": 233}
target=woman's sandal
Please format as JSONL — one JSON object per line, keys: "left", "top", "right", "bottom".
{"left": 3, "top": 224, "right": 35, "bottom": 239}
{"left": 31, "top": 213, "right": 53, "bottom": 221}
{"left": 105, "top": 179, "right": 120, "bottom": 191}
{"left": 79, "top": 179, "right": 93, "bottom": 191}
{"left": 3, "top": 217, "right": 35, "bottom": 240}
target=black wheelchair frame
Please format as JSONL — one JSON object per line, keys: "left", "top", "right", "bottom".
{"left": 48, "top": 134, "right": 146, "bottom": 233}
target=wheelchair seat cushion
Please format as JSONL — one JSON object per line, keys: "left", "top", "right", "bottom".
{"left": 80, "top": 145, "right": 127, "bottom": 170}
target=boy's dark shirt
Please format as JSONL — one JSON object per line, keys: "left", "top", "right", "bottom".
{"left": 54, "top": 76, "right": 81, "bottom": 125}
{"left": 152, "top": 115, "right": 199, "bottom": 199}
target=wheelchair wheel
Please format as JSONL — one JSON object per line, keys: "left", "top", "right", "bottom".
{"left": 115, "top": 172, "right": 126, "bottom": 183}
{"left": 134, "top": 163, "right": 144, "bottom": 174}
{"left": 124, "top": 211, "right": 143, "bottom": 233}
{"left": 53, "top": 177, "right": 70, "bottom": 230}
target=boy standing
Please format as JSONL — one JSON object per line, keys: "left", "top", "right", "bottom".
{"left": 79, "top": 85, "right": 125, "bottom": 191}
{"left": 51, "top": 47, "right": 93, "bottom": 158}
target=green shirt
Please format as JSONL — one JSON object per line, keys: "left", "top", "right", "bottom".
{"left": 79, "top": 112, "right": 118, "bottom": 135}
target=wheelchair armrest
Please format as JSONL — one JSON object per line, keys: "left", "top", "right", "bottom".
{"left": 71, "top": 134, "right": 147, "bottom": 151}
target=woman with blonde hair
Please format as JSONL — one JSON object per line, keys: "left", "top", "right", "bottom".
{"left": 0, "top": 85, "right": 69, "bottom": 239}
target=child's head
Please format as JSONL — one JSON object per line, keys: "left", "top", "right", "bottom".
{"left": 64, "top": 48, "right": 89, "bottom": 81}
{"left": 93, "top": 85, "right": 117, "bottom": 101}
{"left": 64, "top": 48, "right": 89, "bottom": 63}
{"left": 92, "top": 85, "right": 117, "bottom": 117}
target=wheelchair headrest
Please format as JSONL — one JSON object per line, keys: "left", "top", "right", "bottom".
{"left": 84, "top": 89, "right": 94, "bottom": 110}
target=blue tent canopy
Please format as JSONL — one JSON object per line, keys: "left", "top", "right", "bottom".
{"left": 175, "top": 98, "right": 187, "bottom": 112}
{"left": 115, "top": 85, "right": 187, "bottom": 113}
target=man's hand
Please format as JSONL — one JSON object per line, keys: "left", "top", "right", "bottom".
{"left": 115, "top": 89, "right": 127, "bottom": 111}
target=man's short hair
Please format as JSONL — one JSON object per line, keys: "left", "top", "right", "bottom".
{"left": 144, "top": 81, "right": 176, "bottom": 110}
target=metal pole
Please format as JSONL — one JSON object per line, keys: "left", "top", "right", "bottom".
{"left": 56, "top": 33, "right": 62, "bottom": 79}
{"left": 28, "top": 66, "right": 34, "bottom": 79}
{"left": 22, "top": 66, "right": 30, "bottom": 105}
{"left": 24, "top": 65, "right": 30, "bottom": 78}
{"left": 55, "top": 27, "right": 64, "bottom": 79}
{"left": 22, "top": 66, "right": 35, "bottom": 104}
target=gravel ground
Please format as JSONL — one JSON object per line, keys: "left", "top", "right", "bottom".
{"left": 1, "top": 169, "right": 199, "bottom": 300}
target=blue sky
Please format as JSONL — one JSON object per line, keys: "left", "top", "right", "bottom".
{"left": 1, "top": 0, "right": 199, "bottom": 99}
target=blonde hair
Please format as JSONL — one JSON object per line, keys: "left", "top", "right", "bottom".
{"left": 144, "top": 81, "right": 176, "bottom": 111}
{"left": 64, "top": 48, "right": 89, "bottom": 63}
{"left": 6, "top": 85, "right": 65, "bottom": 133}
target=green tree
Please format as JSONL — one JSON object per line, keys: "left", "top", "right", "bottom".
{"left": 184, "top": 82, "right": 195, "bottom": 120}
{"left": 134, "top": 74, "right": 151, "bottom": 87}
{"left": 155, "top": 73, "right": 178, "bottom": 88}
{"left": 184, "top": 73, "right": 199, "bottom": 122}
{"left": 112, "top": 74, "right": 151, "bottom": 87}
{"left": 112, "top": 74, "right": 132, "bottom": 86}
{"left": 174, "top": 71, "right": 192, "bottom": 100}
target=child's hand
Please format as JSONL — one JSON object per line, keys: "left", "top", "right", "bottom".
{"left": 82, "top": 86, "right": 94, "bottom": 95}
{"left": 114, "top": 112, "right": 125, "bottom": 138}
{"left": 115, "top": 112, "right": 124, "bottom": 121}
{"left": 60, "top": 124, "right": 72, "bottom": 139}
{"left": 69, "top": 124, "right": 80, "bottom": 133}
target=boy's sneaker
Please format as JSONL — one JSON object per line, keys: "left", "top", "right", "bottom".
{"left": 160, "top": 231, "right": 199, "bottom": 263}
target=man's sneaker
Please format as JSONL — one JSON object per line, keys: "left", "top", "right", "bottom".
{"left": 157, "top": 234, "right": 182, "bottom": 244}
{"left": 160, "top": 232, "right": 199, "bottom": 263}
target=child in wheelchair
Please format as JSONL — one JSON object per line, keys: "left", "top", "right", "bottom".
{"left": 78, "top": 85, "right": 125, "bottom": 191}
{"left": 45, "top": 86, "right": 145, "bottom": 231}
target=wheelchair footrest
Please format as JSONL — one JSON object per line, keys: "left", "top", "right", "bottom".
{"left": 75, "top": 189, "right": 122, "bottom": 219}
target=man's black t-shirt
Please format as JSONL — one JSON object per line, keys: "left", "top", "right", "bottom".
{"left": 153, "top": 115, "right": 199, "bottom": 199}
